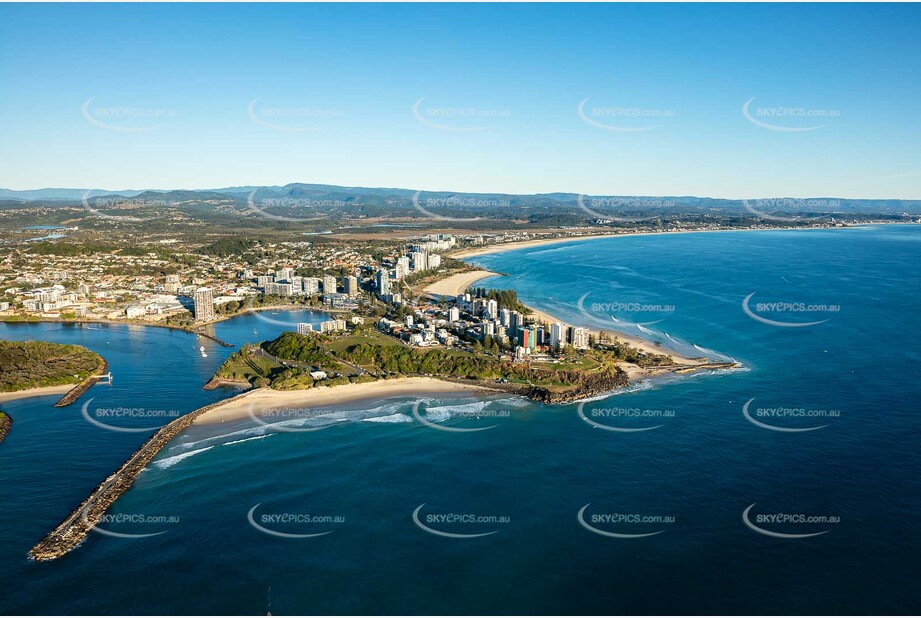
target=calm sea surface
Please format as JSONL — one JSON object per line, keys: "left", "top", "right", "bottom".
{"left": 0, "top": 225, "right": 918, "bottom": 614}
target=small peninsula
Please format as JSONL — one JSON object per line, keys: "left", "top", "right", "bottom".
{"left": 0, "top": 340, "right": 107, "bottom": 404}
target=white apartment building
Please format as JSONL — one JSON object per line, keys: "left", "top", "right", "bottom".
{"left": 302, "top": 277, "right": 321, "bottom": 295}
{"left": 572, "top": 327, "right": 590, "bottom": 350}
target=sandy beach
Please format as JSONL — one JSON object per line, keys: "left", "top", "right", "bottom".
{"left": 0, "top": 385, "right": 72, "bottom": 404}
{"left": 444, "top": 232, "right": 732, "bottom": 365}
{"left": 421, "top": 267, "right": 700, "bottom": 365}
{"left": 449, "top": 226, "right": 823, "bottom": 259}
{"left": 451, "top": 234, "right": 615, "bottom": 258}
{"left": 423, "top": 270, "right": 500, "bottom": 297}
{"left": 194, "top": 377, "right": 500, "bottom": 425}
{"left": 521, "top": 304, "right": 699, "bottom": 365}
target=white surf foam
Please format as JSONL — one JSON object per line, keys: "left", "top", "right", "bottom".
{"left": 152, "top": 445, "right": 215, "bottom": 470}
{"left": 224, "top": 435, "right": 271, "bottom": 447}
{"left": 361, "top": 412, "right": 413, "bottom": 423}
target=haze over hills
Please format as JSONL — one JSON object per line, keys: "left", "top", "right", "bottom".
{"left": 1, "top": 184, "right": 919, "bottom": 216}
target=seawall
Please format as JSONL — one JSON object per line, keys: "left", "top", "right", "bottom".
{"left": 29, "top": 390, "right": 253, "bottom": 561}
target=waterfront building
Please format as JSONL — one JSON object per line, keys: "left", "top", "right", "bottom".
{"left": 509, "top": 311, "right": 523, "bottom": 338}
{"left": 276, "top": 267, "right": 294, "bottom": 282}
{"left": 193, "top": 287, "right": 215, "bottom": 322}
{"left": 323, "top": 275, "right": 338, "bottom": 294}
{"left": 296, "top": 323, "right": 313, "bottom": 335}
{"left": 319, "top": 319, "right": 347, "bottom": 333}
{"left": 572, "top": 327, "right": 590, "bottom": 350}
{"left": 302, "top": 277, "right": 321, "bottom": 295}
{"left": 322, "top": 293, "right": 359, "bottom": 310}
{"left": 448, "top": 306, "right": 460, "bottom": 322}
{"left": 264, "top": 282, "right": 294, "bottom": 297}
{"left": 550, "top": 322, "right": 567, "bottom": 349}
{"left": 486, "top": 299, "right": 498, "bottom": 320}
{"left": 520, "top": 327, "right": 537, "bottom": 351}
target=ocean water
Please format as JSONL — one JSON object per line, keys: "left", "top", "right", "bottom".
{"left": 0, "top": 225, "right": 919, "bottom": 614}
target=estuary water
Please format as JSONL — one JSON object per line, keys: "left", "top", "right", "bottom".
{"left": 0, "top": 225, "right": 918, "bottom": 614}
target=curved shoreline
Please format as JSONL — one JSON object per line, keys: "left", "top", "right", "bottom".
{"left": 1, "top": 316, "right": 236, "bottom": 347}
{"left": 195, "top": 377, "right": 500, "bottom": 425}
{"left": 448, "top": 225, "right": 830, "bottom": 259}
{"left": 28, "top": 379, "right": 494, "bottom": 560}
{"left": 0, "top": 385, "right": 72, "bottom": 404}
{"left": 424, "top": 266, "right": 704, "bottom": 367}
{"left": 26, "top": 229, "right": 755, "bottom": 561}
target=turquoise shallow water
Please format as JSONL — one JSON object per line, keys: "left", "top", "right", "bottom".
{"left": 0, "top": 225, "right": 919, "bottom": 614}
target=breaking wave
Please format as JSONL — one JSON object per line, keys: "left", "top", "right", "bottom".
{"left": 152, "top": 446, "right": 215, "bottom": 470}
{"left": 361, "top": 413, "right": 412, "bottom": 423}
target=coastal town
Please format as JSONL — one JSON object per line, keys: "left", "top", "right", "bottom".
{"left": 0, "top": 219, "right": 864, "bottom": 362}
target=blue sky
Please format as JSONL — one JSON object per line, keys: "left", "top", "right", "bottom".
{"left": 0, "top": 3, "right": 918, "bottom": 199}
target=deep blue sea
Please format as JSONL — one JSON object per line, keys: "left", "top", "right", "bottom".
{"left": 0, "top": 225, "right": 919, "bottom": 615}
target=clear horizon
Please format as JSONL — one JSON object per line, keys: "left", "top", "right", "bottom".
{"left": 1, "top": 3, "right": 919, "bottom": 199}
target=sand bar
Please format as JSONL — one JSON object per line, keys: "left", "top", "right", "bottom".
{"left": 0, "top": 385, "right": 72, "bottom": 404}
{"left": 195, "top": 377, "right": 500, "bottom": 425}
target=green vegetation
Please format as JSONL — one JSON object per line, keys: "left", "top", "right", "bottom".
{"left": 212, "top": 329, "right": 640, "bottom": 401}
{"left": 199, "top": 237, "right": 257, "bottom": 257}
{"left": 264, "top": 332, "right": 341, "bottom": 367}
{"left": 214, "top": 346, "right": 284, "bottom": 385}
{"left": 469, "top": 287, "right": 530, "bottom": 314}
{"left": 594, "top": 341, "right": 674, "bottom": 367}
{"left": 341, "top": 343, "right": 504, "bottom": 379}
{"left": 215, "top": 332, "right": 348, "bottom": 391}
{"left": 0, "top": 340, "right": 105, "bottom": 392}
{"left": 323, "top": 330, "right": 403, "bottom": 355}
{"left": 26, "top": 241, "right": 117, "bottom": 256}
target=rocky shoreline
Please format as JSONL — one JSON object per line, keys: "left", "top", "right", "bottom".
{"left": 54, "top": 360, "right": 109, "bottom": 408}
{"left": 29, "top": 390, "right": 254, "bottom": 562}
{"left": 0, "top": 412, "right": 11, "bottom": 445}
{"left": 202, "top": 376, "right": 252, "bottom": 391}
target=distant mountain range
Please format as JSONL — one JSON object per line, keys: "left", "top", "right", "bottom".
{"left": 1, "top": 183, "right": 919, "bottom": 216}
